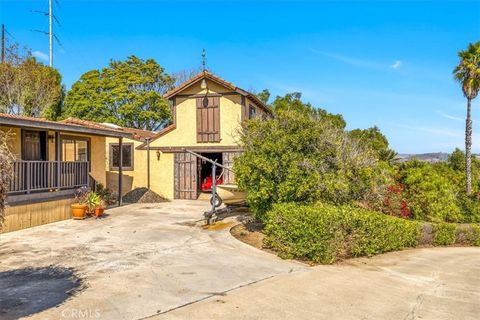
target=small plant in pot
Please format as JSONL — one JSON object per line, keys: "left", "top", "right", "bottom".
{"left": 71, "top": 187, "right": 88, "bottom": 220}
{"left": 85, "top": 191, "right": 101, "bottom": 216}
{"left": 94, "top": 199, "right": 106, "bottom": 218}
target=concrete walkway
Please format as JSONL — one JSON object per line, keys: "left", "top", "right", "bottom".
{"left": 1, "top": 201, "right": 479, "bottom": 320}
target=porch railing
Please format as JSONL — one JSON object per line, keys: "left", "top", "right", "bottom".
{"left": 8, "top": 161, "right": 89, "bottom": 194}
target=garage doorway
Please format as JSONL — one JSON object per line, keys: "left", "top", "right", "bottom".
{"left": 174, "top": 151, "right": 240, "bottom": 200}
{"left": 198, "top": 153, "right": 223, "bottom": 194}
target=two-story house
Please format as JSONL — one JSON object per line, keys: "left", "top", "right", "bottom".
{"left": 106, "top": 70, "right": 272, "bottom": 200}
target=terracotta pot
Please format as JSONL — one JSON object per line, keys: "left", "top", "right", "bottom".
{"left": 94, "top": 207, "right": 105, "bottom": 218}
{"left": 71, "top": 204, "right": 87, "bottom": 220}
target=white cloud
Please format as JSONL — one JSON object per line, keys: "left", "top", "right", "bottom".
{"left": 391, "top": 60, "right": 402, "bottom": 69}
{"left": 32, "top": 50, "right": 49, "bottom": 61}
{"left": 309, "top": 48, "right": 381, "bottom": 69}
{"left": 310, "top": 48, "right": 403, "bottom": 73}
{"left": 436, "top": 110, "right": 479, "bottom": 123}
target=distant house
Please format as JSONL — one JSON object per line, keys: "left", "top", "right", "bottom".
{"left": 104, "top": 70, "right": 272, "bottom": 200}
{"left": 0, "top": 114, "right": 132, "bottom": 233}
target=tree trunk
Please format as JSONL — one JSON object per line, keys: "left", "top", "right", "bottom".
{"left": 466, "top": 97, "right": 472, "bottom": 195}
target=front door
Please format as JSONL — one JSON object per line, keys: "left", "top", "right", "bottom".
{"left": 174, "top": 152, "right": 198, "bottom": 199}
{"left": 22, "top": 130, "right": 47, "bottom": 160}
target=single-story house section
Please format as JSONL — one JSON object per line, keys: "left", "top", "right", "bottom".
{"left": 0, "top": 114, "right": 132, "bottom": 233}
{"left": 104, "top": 70, "right": 272, "bottom": 200}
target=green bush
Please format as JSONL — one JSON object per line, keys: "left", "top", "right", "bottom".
{"left": 399, "top": 161, "right": 462, "bottom": 222}
{"left": 235, "top": 110, "right": 393, "bottom": 221}
{"left": 264, "top": 202, "right": 421, "bottom": 264}
{"left": 432, "top": 223, "right": 457, "bottom": 245}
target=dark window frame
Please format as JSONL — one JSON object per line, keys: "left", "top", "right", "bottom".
{"left": 21, "top": 129, "right": 48, "bottom": 161}
{"left": 109, "top": 142, "right": 134, "bottom": 171}
{"left": 60, "top": 135, "right": 91, "bottom": 163}
{"left": 248, "top": 105, "right": 257, "bottom": 119}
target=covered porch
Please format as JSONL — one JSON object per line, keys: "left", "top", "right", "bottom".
{"left": 0, "top": 114, "right": 132, "bottom": 221}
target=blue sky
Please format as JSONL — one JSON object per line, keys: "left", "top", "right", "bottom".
{"left": 1, "top": 0, "right": 479, "bottom": 153}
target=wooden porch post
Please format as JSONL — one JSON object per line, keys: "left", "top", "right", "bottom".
{"left": 118, "top": 137, "right": 123, "bottom": 206}
{"left": 55, "top": 132, "right": 61, "bottom": 189}
{"left": 146, "top": 138, "right": 151, "bottom": 190}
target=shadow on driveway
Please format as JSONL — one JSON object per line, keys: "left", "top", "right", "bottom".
{"left": 0, "top": 266, "right": 85, "bottom": 320}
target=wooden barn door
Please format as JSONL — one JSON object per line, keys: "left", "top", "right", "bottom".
{"left": 222, "top": 152, "right": 241, "bottom": 184}
{"left": 196, "top": 96, "right": 220, "bottom": 142}
{"left": 174, "top": 152, "right": 198, "bottom": 199}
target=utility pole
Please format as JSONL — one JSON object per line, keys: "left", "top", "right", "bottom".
{"left": 49, "top": 0, "right": 53, "bottom": 67}
{"left": 1, "top": 24, "right": 5, "bottom": 63}
{"left": 32, "top": 0, "right": 60, "bottom": 67}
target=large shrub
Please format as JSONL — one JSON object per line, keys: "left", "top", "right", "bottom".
{"left": 264, "top": 202, "right": 421, "bottom": 264}
{"left": 399, "top": 160, "right": 462, "bottom": 222}
{"left": 0, "top": 131, "right": 13, "bottom": 228}
{"left": 235, "top": 110, "right": 393, "bottom": 221}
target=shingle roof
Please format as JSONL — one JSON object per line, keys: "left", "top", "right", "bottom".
{"left": 0, "top": 113, "right": 132, "bottom": 138}
{"left": 62, "top": 118, "right": 156, "bottom": 141}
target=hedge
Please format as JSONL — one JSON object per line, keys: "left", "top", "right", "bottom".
{"left": 264, "top": 202, "right": 480, "bottom": 264}
{"left": 264, "top": 203, "right": 421, "bottom": 264}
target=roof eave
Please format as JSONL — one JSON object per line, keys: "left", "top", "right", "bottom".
{"left": 0, "top": 118, "right": 132, "bottom": 138}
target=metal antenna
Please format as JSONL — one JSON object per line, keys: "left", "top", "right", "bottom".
{"left": 1, "top": 25, "right": 4, "bottom": 63}
{"left": 201, "top": 49, "right": 206, "bottom": 71}
{"left": 48, "top": 0, "right": 52, "bottom": 66}
{"left": 32, "top": 0, "right": 60, "bottom": 67}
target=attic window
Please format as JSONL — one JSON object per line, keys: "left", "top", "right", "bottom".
{"left": 202, "top": 96, "right": 209, "bottom": 108}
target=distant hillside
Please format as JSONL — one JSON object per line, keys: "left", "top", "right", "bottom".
{"left": 397, "top": 153, "right": 450, "bottom": 163}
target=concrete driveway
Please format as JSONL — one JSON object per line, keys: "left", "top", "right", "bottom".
{"left": 0, "top": 201, "right": 479, "bottom": 320}
{"left": 155, "top": 247, "right": 480, "bottom": 320}
{"left": 0, "top": 201, "right": 304, "bottom": 320}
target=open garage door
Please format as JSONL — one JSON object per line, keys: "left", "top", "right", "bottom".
{"left": 174, "top": 152, "right": 198, "bottom": 199}
{"left": 222, "top": 152, "right": 241, "bottom": 184}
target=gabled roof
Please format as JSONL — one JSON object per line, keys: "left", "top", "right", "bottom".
{"left": 135, "top": 71, "right": 273, "bottom": 149}
{"left": 164, "top": 70, "right": 271, "bottom": 114}
{"left": 0, "top": 114, "right": 132, "bottom": 138}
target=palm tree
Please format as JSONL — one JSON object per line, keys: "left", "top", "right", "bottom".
{"left": 454, "top": 41, "right": 480, "bottom": 195}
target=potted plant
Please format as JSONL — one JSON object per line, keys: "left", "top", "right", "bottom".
{"left": 71, "top": 187, "right": 88, "bottom": 220}
{"left": 85, "top": 191, "right": 101, "bottom": 216}
{"left": 94, "top": 199, "right": 106, "bottom": 218}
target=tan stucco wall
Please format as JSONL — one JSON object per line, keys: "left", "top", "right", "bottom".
{"left": 105, "top": 138, "right": 175, "bottom": 199}
{"left": 150, "top": 80, "right": 243, "bottom": 148}
{"left": 89, "top": 135, "right": 107, "bottom": 185}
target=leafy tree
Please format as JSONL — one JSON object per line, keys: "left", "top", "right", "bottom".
{"left": 349, "top": 126, "right": 398, "bottom": 165}
{"left": 63, "top": 56, "right": 174, "bottom": 130}
{"left": 256, "top": 89, "right": 271, "bottom": 105}
{"left": 453, "top": 41, "right": 480, "bottom": 195}
{"left": 0, "top": 43, "right": 63, "bottom": 119}
{"left": 271, "top": 92, "right": 346, "bottom": 128}
{"left": 234, "top": 110, "right": 391, "bottom": 220}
